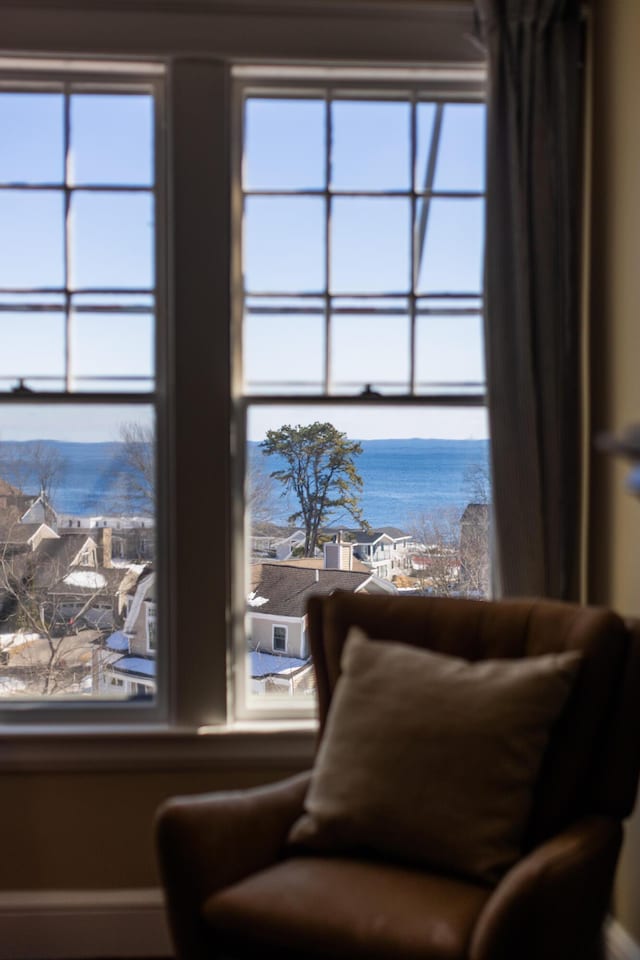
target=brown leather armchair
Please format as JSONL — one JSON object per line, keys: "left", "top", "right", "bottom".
{"left": 156, "top": 594, "right": 640, "bottom": 960}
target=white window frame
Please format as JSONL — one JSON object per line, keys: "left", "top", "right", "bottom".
{"left": 231, "top": 66, "right": 488, "bottom": 721}
{"left": 0, "top": 57, "right": 169, "bottom": 727}
{"left": 272, "top": 624, "right": 288, "bottom": 653}
{"left": 0, "top": 10, "right": 488, "bottom": 752}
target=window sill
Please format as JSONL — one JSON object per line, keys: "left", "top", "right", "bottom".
{"left": 0, "top": 720, "right": 317, "bottom": 773}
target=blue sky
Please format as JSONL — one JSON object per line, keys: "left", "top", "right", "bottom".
{"left": 0, "top": 90, "right": 487, "bottom": 443}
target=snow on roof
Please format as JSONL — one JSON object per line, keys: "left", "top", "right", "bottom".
{"left": 0, "top": 632, "right": 40, "bottom": 650}
{"left": 247, "top": 591, "right": 269, "bottom": 608}
{"left": 250, "top": 651, "right": 310, "bottom": 679}
{"left": 112, "top": 656, "right": 156, "bottom": 678}
{"left": 106, "top": 630, "right": 130, "bottom": 653}
{"left": 63, "top": 571, "right": 107, "bottom": 590}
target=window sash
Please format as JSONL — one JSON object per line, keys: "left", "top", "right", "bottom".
{"left": 232, "top": 68, "right": 488, "bottom": 721}
{"left": 0, "top": 62, "right": 168, "bottom": 725}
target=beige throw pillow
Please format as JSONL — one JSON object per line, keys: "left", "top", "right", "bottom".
{"left": 288, "top": 628, "right": 581, "bottom": 885}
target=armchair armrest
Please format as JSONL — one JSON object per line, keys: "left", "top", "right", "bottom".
{"left": 156, "top": 771, "right": 311, "bottom": 960}
{"left": 470, "top": 816, "right": 623, "bottom": 960}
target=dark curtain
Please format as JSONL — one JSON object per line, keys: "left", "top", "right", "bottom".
{"left": 475, "top": 0, "right": 584, "bottom": 599}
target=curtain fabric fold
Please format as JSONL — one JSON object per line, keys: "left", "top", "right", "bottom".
{"left": 475, "top": 0, "right": 583, "bottom": 599}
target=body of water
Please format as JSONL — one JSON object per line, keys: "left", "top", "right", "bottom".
{"left": 254, "top": 437, "right": 490, "bottom": 529}
{"left": 1, "top": 438, "right": 490, "bottom": 530}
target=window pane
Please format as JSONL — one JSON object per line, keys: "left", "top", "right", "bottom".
{"left": 0, "top": 311, "right": 65, "bottom": 390}
{"left": 415, "top": 313, "right": 485, "bottom": 393}
{"left": 331, "top": 198, "right": 410, "bottom": 294}
{"left": 71, "top": 311, "right": 154, "bottom": 390}
{"left": 0, "top": 93, "right": 64, "bottom": 184}
{"left": 244, "top": 300, "right": 324, "bottom": 394}
{"left": 244, "top": 98, "right": 325, "bottom": 190}
{"left": 416, "top": 198, "right": 484, "bottom": 294}
{"left": 244, "top": 404, "right": 491, "bottom": 703}
{"left": 244, "top": 196, "right": 325, "bottom": 293}
{"left": 415, "top": 102, "right": 437, "bottom": 192}
{"left": 70, "top": 192, "right": 154, "bottom": 289}
{"left": 433, "top": 103, "right": 486, "bottom": 192}
{"left": 70, "top": 93, "right": 154, "bottom": 186}
{"left": 0, "top": 191, "right": 64, "bottom": 287}
{"left": 331, "top": 100, "right": 410, "bottom": 191}
{"left": 0, "top": 404, "right": 156, "bottom": 701}
{"left": 330, "top": 299, "right": 410, "bottom": 393}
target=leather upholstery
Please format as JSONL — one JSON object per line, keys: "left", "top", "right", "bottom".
{"left": 157, "top": 595, "right": 640, "bottom": 960}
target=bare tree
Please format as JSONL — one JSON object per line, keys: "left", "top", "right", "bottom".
{"left": 407, "top": 462, "right": 492, "bottom": 598}
{"left": 112, "top": 422, "right": 154, "bottom": 514}
{"left": 247, "top": 460, "right": 278, "bottom": 527}
{"left": 409, "top": 507, "right": 462, "bottom": 596}
{"left": 463, "top": 461, "right": 491, "bottom": 505}
{"left": 0, "top": 439, "right": 67, "bottom": 503}
{"left": 0, "top": 531, "right": 110, "bottom": 696}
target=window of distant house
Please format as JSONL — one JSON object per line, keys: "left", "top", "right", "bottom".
{"left": 146, "top": 601, "right": 157, "bottom": 653}
{"left": 235, "top": 67, "right": 491, "bottom": 720}
{"left": 272, "top": 625, "right": 287, "bottom": 653}
{"left": 0, "top": 60, "right": 163, "bottom": 718}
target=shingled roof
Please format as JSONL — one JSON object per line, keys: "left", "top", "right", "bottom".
{"left": 249, "top": 563, "right": 382, "bottom": 618}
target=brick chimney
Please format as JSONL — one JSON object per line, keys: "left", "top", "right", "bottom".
{"left": 98, "top": 527, "right": 113, "bottom": 568}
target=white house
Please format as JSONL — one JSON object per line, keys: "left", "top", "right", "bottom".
{"left": 99, "top": 571, "right": 156, "bottom": 699}
{"left": 351, "top": 528, "right": 413, "bottom": 580}
{"left": 248, "top": 559, "right": 396, "bottom": 695}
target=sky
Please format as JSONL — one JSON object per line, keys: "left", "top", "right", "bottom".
{"left": 0, "top": 89, "right": 487, "bottom": 443}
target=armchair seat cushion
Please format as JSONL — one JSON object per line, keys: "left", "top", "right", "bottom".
{"left": 203, "top": 856, "right": 491, "bottom": 960}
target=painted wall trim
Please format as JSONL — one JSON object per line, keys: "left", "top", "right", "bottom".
{"left": 0, "top": 722, "right": 316, "bottom": 772}
{"left": 0, "top": 888, "right": 172, "bottom": 960}
{"left": 607, "top": 918, "right": 640, "bottom": 960}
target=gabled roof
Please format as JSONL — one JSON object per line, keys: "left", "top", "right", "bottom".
{"left": 35, "top": 533, "right": 96, "bottom": 569}
{"left": 350, "top": 527, "right": 412, "bottom": 546}
{"left": 0, "top": 522, "right": 46, "bottom": 545}
{"left": 249, "top": 563, "right": 381, "bottom": 618}
{"left": 461, "top": 502, "right": 490, "bottom": 522}
{"left": 123, "top": 572, "right": 154, "bottom": 633}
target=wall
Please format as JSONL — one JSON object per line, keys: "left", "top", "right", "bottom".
{"left": 0, "top": 0, "right": 480, "bottom": 902}
{"left": 0, "top": 0, "right": 638, "bottom": 946}
{"left": 0, "top": 764, "right": 304, "bottom": 890}
{"left": 590, "top": 0, "right": 640, "bottom": 943}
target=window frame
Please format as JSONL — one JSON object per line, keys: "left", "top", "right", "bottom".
{"left": 231, "top": 66, "right": 488, "bottom": 721}
{"left": 272, "top": 624, "right": 288, "bottom": 653}
{"left": 0, "top": 58, "right": 169, "bottom": 726}
{"left": 0, "top": 54, "right": 488, "bottom": 739}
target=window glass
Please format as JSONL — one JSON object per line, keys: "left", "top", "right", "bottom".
{"left": 70, "top": 93, "right": 154, "bottom": 186}
{"left": 240, "top": 86, "right": 490, "bottom": 713}
{"left": 0, "top": 404, "right": 155, "bottom": 701}
{"left": 0, "top": 93, "right": 64, "bottom": 183}
{"left": 0, "top": 74, "right": 159, "bottom": 709}
{"left": 331, "top": 100, "right": 410, "bottom": 191}
{"left": 244, "top": 97, "right": 325, "bottom": 190}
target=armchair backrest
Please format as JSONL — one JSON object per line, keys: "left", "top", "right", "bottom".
{"left": 307, "top": 593, "right": 640, "bottom": 847}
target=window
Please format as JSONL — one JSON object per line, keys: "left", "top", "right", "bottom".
{"left": 146, "top": 601, "right": 157, "bottom": 653}
{"left": 0, "top": 52, "right": 488, "bottom": 731}
{"left": 236, "top": 68, "right": 490, "bottom": 718}
{"left": 0, "top": 60, "right": 164, "bottom": 719}
{"left": 272, "top": 625, "right": 287, "bottom": 653}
